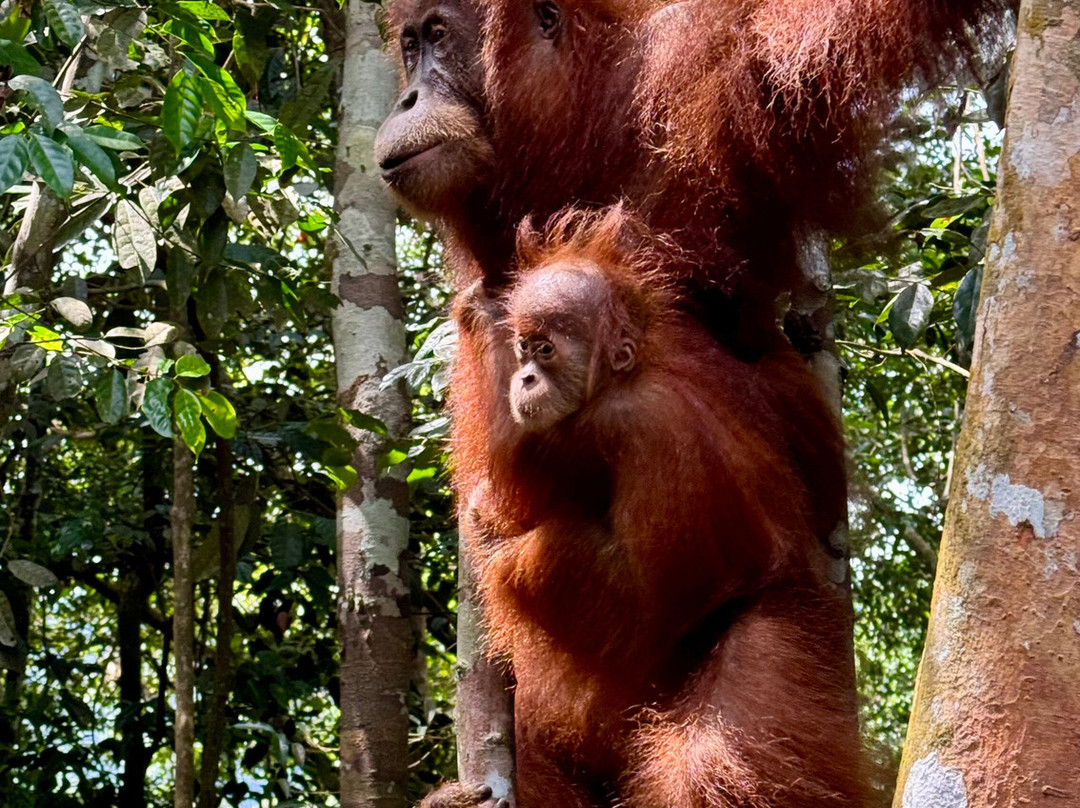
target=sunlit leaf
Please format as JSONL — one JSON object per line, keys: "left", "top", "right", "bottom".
{"left": 162, "top": 69, "right": 203, "bottom": 154}
{"left": 175, "top": 354, "right": 211, "bottom": 378}
{"left": 178, "top": 1, "right": 230, "bottom": 20}
{"left": 199, "top": 390, "right": 237, "bottom": 438}
{"left": 173, "top": 387, "right": 206, "bottom": 456}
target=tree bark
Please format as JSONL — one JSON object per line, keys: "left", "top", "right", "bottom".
{"left": 197, "top": 433, "right": 236, "bottom": 808}
{"left": 894, "top": 3, "right": 1080, "bottom": 804}
{"left": 172, "top": 439, "right": 197, "bottom": 808}
{"left": 454, "top": 542, "right": 516, "bottom": 805}
{"left": 332, "top": 3, "right": 414, "bottom": 806}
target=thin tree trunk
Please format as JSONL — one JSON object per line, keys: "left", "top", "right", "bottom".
{"left": 894, "top": 3, "right": 1080, "bottom": 804}
{"left": 332, "top": 2, "right": 414, "bottom": 806}
{"left": 454, "top": 545, "right": 516, "bottom": 804}
{"left": 172, "top": 439, "right": 197, "bottom": 808}
{"left": 197, "top": 433, "right": 236, "bottom": 808}
{"left": 118, "top": 573, "right": 148, "bottom": 808}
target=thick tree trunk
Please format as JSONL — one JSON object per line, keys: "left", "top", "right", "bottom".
{"left": 894, "top": 3, "right": 1080, "bottom": 804}
{"left": 332, "top": 3, "right": 414, "bottom": 806}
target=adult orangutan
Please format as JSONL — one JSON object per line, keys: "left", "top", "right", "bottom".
{"left": 375, "top": 0, "right": 1012, "bottom": 342}
{"left": 421, "top": 208, "right": 862, "bottom": 808}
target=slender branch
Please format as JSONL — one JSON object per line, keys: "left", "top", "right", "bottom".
{"left": 836, "top": 340, "right": 971, "bottom": 378}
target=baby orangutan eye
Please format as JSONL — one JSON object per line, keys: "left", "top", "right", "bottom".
{"left": 537, "top": 341, "right": 555, "bottom": 359}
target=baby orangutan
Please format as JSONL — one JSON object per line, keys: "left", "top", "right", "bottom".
{"left": 426, "top": 208, "right": 868, "bottom": 808}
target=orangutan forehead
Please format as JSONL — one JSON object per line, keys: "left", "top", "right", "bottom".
{"left": 509, "top": 263, "right": 612, "bottom": 329}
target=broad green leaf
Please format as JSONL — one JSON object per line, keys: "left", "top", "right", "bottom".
{"left": 143, "top": 377, "right": 174, "bottom": 437}
{"left": 244, "top": 110, "right": 277, "bottom": 134}
{"left": 273, "top": 124, "right": 308, "bottom": 170}
{"left": 8, "top": 559, "right": 59, "bottom": 588}
{"left": 0, "top": 592, "right": 17, "bottom": 646}
{"left": 341, "top": 408, "right": 388, "bottom": 435}
{"left": 94, "top": 367, "right": 126, "bottom": 423}
{"left": 113, "top": 200, "right": 157, "bottom": 280}
{"left": 46, "top": 355, "right": 82, "bottom": 400}
{"left": 10, "top": 344, "right": 45, "bottom": 380}
{"left": 953, "top": 267, "right": 982, "bottom": 347}
{"left": 162, "top": 20, "right": 214, "bottom": 56}
{"left": 888, "top": 283, "right": 934, "bottom": 349}
{"left": 26, "top": 133, "right": 74, "bottom": 195}
{"left": 173, "top": 387, "right": 206, "bottom": 456}
{"left": 0, "top": 39, "right": 43, "bottom": 75}
{"left": 0, "top": 135, "right": 28, "bottom": 193}
{"left": 60, "top": 125, "right": 116, "bottom": 186}
{"left": 323, "top": 465, "right": 357, "bottom": 490}
{"left": 270, "top": 521, "right": 304, "bottom": 570}
{"left": 178, "top": 1, "right": 230, "bottom": 19}
{"left": 199, "top": 390, "right": 236, "bottom": 438}
{"left": 29, "top": 324, "right": 63, "bottom": 351}
{"left": 83, "top": 125, "right": 144, "bottom": 151}
{"left": 199, "top": 77, "right": 245, "bottom": 131}
{"left": 42, "top": 0, "right": 85, "bottom": 47}
{"left": 175, "top": 354, "right": 211, "bottom": 378}
{"left": 162, "top": 69, "right": 203, "bottom": 154}
{"left": 50, "top": 296, "right": 92, "bottom": 328}
{"left": 188, "top": 52, "right": 246, "bottom": 126}
{"left": 9, "top": 75, "right": 63, "bottom": 129}
{"left": 224, "top": 143, "right": 257, "bottom": 199}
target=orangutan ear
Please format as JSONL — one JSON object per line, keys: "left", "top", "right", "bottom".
{"left": 610, "top": 335, "right": 636, "bottom": 372}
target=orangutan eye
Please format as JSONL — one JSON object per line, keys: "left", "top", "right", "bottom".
{"left": 534, "top": 0, "right": 561, "bottom": 39}
{"left": 537, "top": 341, "right": 555, "bottom": 359}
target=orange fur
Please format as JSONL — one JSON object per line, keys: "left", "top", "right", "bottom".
{"left": 456, "top": 209, "right": 863, "bottom": 807}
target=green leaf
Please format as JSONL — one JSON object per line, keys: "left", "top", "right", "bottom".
{"left": 187, "top": 52, "right": 246, "bottom": 126}
{"left": 244, "top": 110, "right": 277, "bottom": 135}
{"left": 173, "top": 387, "right": 206, "bottom": 456}
{"left": 273, "top": 124, "right": 308, "bottom": 171}
{"left": 94, "top": 368, "right": 126, "bottom": 423}
{"left": 50, "top": 296, "right": 92, "bottom": 328}
{"left": 42, "top": 0, "right": 85, "bottom": 47}
{"left": 8, "top": 559, "right": 59, "bottom": 588}
{"left": 162, "top": 69, "right": 203, "bottom": 154}
{"left": 143, "top": 378, "right": 174, "bottom": 438}
{"left": 9, "top": 75, "right": 63, "bottom": 130}
{"left": 224, "top": 143, "right": 257, "bottom": 199}
{"left": 26, "top": 133, "right": 74, "bottom": 195}
{"left": 113, "top": 200, "right": 157, "bottom": 280}
{"left": 270, "top": 521, "right": 304, "bottom": 570}
{"left": 28, "top": 324, "right": 63, "bottom": 351}
{"left": 324, "top": 465, "right": 357, "bottom": 490}
{"left": 83, "top": 125, "right": 144, "bottom": 151}
{"left": 199, "top": 390, "right": 237, "bottom": 438}
{"left": 340, "top": 409, "right": 388, "bottom": 435}
{"left": 0, "top": 135, "right": 28, "bottom": 193}
{"left": 866, "top": 380, "right": 890, "bottom": 424}
{"left": 175, "top": 354, "right": 211, "bottom": 378}
{"left": 178, "top": 1, "right": 230, "bottom": 20}
{"left": 59, "top": 125, "right": 116, "bottom": 186}
{"left": 888, "top": 283, "right": 934, "bottom": 349}
{"left": 0, "top": 39, "right": 43, "bottom": 76}
{"left": 953, "top": 267, "right": 982, "bottom": 347}
{"left": 46, "top": 355, "right": 83, "bottom": 400}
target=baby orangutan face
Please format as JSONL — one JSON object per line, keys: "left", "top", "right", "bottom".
{"left": 506, "top": 263, "right": 636, "bottom": 433}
